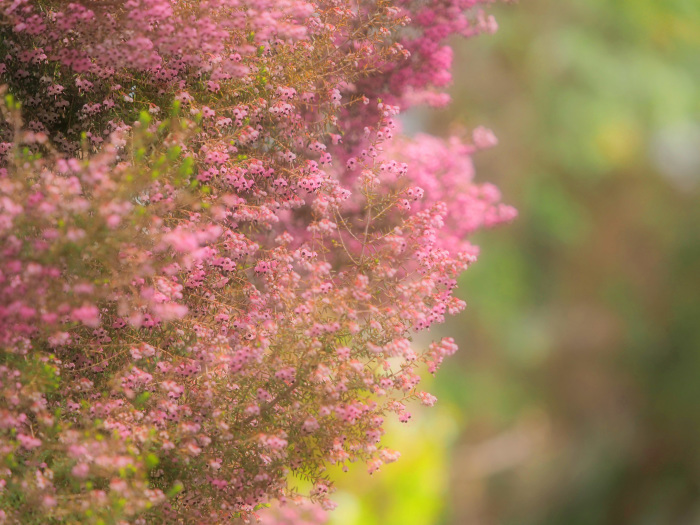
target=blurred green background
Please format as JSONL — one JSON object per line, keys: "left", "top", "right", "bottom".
{"left": 329, "top": 1, "right": 700, "bottom": 524}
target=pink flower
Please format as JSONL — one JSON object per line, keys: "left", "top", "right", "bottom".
{"left": 17, "top": 433, "right": 42, "bottom": 450}
{"left": 71, "top": 305, "right": 100, "bottom": 327}
{"left": 71, "top": 463, "right": 90, "bottom": 478}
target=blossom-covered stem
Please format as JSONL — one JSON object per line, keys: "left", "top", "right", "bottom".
{"left": 0, "top": 0, "right": 514, "bottom": 523}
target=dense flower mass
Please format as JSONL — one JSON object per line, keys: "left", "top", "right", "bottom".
{"left": 0, "top": 0, "right": 514, "bottom": 523}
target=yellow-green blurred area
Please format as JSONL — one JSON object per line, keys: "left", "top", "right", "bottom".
{"left": 329, "top": 1, "right": 700, "bottom": 524}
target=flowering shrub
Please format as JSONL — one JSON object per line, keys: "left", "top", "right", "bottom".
{"left": 0, "top": 0, "right": 515, "bottom": 523}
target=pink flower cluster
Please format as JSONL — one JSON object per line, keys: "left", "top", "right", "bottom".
{"left": 0, "top": 0, "right": 514, "bottom": 523}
